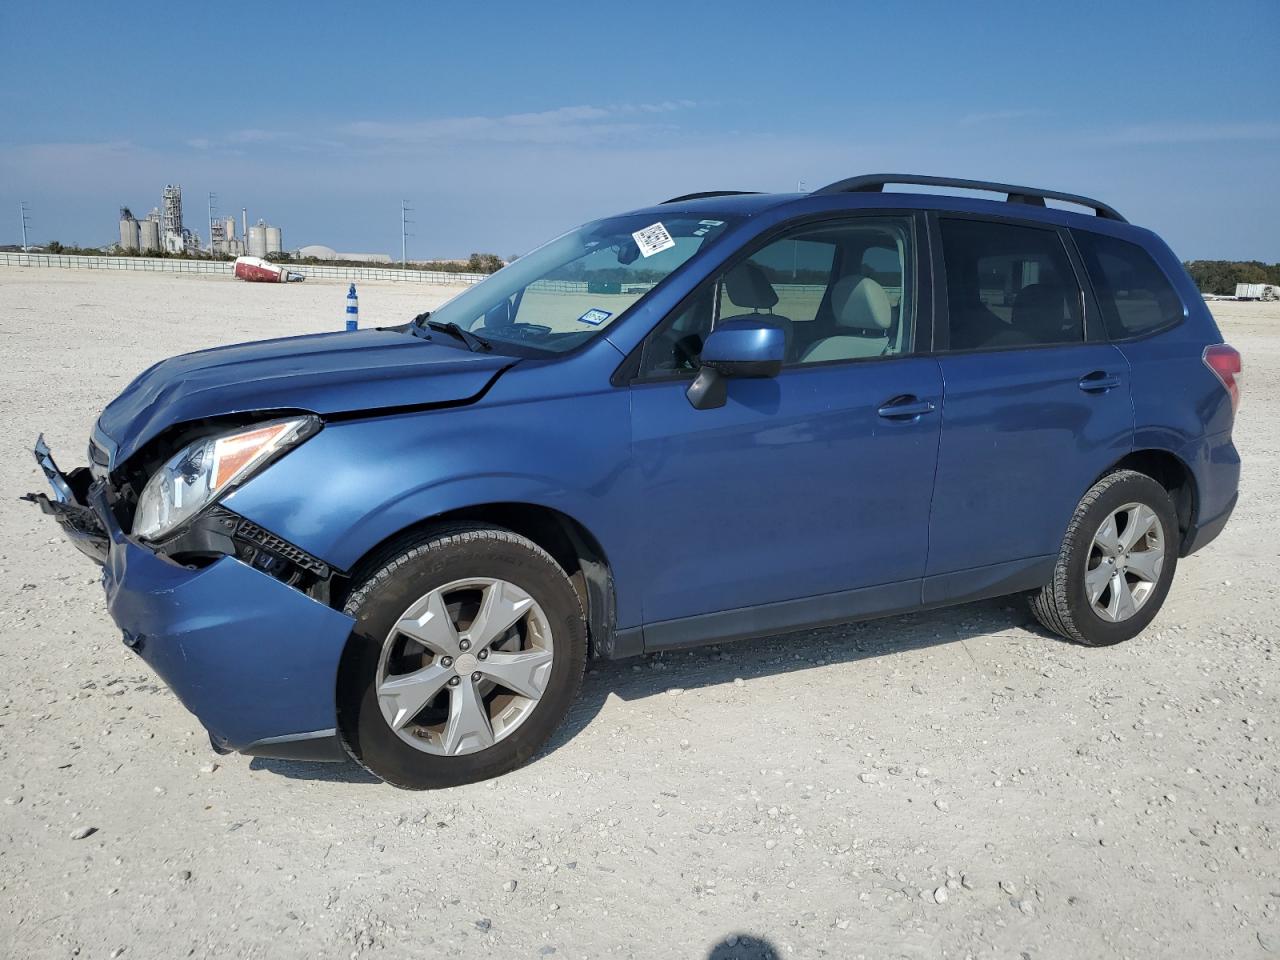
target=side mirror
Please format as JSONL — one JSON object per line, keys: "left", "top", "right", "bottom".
{"left": 687, "top": 319, "right": 785, "bottom": 409}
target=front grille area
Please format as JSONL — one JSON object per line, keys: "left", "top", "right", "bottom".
{"left": 153, "top": 506, "right": 335, "bottom": 600}
{"left": 234, "top": 518, "right": 331, "bottom": 579}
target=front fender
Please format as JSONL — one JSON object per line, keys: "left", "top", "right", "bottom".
{"left": 223, "top": 389, "right": 639, "bottom": 622}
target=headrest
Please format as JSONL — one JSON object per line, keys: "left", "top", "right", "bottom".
{"left": 831, "top": 275, "right": 891, "bottom": 331}
{"left": 724, "top": 261, "right": 779, "bottom": 310}
{"left": 1013, "top": 282, "right": 1064, "bottom": 314}
{"left": 1012, "top": 283, "right": 1067, "bottom": 338}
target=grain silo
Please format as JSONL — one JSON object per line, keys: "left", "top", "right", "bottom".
{"left": 118, "top": 208, "right": 139, "bottom": 252}
{"left": 247, "top": 221, "right": 268, "bottom": 258}
{"left": 139, "top": 217, "right": 161, "bottom": 252}
{"left": 265, "top": 225, "right": 283, "bottom": 254}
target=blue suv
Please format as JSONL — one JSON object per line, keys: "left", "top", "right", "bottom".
{"left": 28, "top": 174, "right": 1241, "bottom": 788}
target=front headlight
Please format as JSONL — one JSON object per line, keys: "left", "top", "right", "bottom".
{"left": 133, "top": 416, "right": 317, "bottom": 542}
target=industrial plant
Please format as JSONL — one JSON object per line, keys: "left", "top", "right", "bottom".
{"left": 117, "top": 184, "right": 283, "bottom": 258}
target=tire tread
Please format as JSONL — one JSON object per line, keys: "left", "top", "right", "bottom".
{"left": 338, "top": 522, "right": 586, "bottom": 788}
{"left": 1030, "top": 469, "right": 1163, "bottom": 647}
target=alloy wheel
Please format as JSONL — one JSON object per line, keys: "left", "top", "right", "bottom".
{"left": 375, "top": 578, "right": 554, "bottom": 756}
{"left": 1085, "top": 502, "right": 1165, "bottom": 623}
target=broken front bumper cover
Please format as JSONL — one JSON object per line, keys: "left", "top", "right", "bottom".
{"left": 22, "top": 435, "right": 110, "bottom": 563}
{"left": 24, "top": 436, "right": 355, "bottom": 761}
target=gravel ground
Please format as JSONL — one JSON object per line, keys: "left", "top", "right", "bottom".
{"left": 0, "top": 269, "right": 1276, "bottom": 960}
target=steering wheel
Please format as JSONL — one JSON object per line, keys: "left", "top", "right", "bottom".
{"left": 508, "top": 322, "right": 553, "bottom": 339}
{"left": 652, "top": 331, "right": 702, "bottom": 371}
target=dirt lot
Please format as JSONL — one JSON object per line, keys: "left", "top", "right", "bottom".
{"left": 0, "top": 269, "right": 1276, "bottom": 960}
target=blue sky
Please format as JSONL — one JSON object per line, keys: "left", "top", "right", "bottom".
{"left": 2, "top": 0, "right": 1276, "bottom": 260}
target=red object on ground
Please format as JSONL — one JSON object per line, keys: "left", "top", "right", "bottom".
{"left": 234, "top": 256, "right": 302, "bottom": 283}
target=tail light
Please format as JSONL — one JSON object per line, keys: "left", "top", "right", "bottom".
{"left": 1203, "top": 343, "right": 1242, "bottom": 416}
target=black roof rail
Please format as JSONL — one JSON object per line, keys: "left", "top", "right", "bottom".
{"left": 810, "top": 173, "right": 1127, "bottom": 222}
{"left": 660, "top": 190, "right": 761, "bottom": 204}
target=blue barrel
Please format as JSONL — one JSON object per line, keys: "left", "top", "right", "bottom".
{"left": 345, "top": 283, "right": 359, "bottom": 331}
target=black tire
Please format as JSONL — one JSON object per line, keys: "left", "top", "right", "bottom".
{"left": 337, "top": 524, "right": 587, "bottom": 789}
{"left": 1030, "top": 470, "right": 1179, "bottom": 647}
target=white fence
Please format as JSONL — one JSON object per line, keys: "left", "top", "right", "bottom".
{"left": 0, "top": 252, "right": 486, "bottom": 286}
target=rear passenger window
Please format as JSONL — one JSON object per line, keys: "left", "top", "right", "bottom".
{"left": 940, "top": 219, "right": 1083, "bottom": 351}
{"left": 1073, "top": 231, "right": 1183, "bottom": 339}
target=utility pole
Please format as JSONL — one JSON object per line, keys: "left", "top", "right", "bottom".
{"left": 207, "top": 192, "right": 217, "bottom": 256}
{"left": 18, "top": 201, "right": 31, "bottom": 252}
{"left": 792, "top": 181, "right": 806, "bottom": 278}
{"left": 400, "top": 199, "right": 414, "bottom": 268}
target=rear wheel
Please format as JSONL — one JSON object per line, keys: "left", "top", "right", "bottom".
{"left": 337, "top": 525, "right": 587, "bottom": 789}
{"left": 1030, "top": 470, "right": 1179, "bottom": 646}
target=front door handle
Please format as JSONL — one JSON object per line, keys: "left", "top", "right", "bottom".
{"left": 1078, "top": 371, "right": 1122, "bottom": 392}
{"left": 877, "top": 395, "right": 936, "bottom": 420}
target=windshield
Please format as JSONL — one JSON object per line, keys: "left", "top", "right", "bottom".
{"left": 419, "top": 213, "right": 737, "bottom": 354}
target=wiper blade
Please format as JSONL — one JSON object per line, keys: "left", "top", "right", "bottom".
{"left": 426, "top": 319, "right": 492, "bottom": 352}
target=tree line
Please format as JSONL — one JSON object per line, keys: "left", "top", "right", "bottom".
{"left": 26, "top": 242, "right": 507, "bottom": 275}
{"left": 266, "top": 251, "right": 506, "bottom": 274}
{"left": 1183, "top": 260, "right": 1280, "bottom": 294}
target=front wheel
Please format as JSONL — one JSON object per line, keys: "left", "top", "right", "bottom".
{"left": 1030, "top": 470, "right": 1179, "bottom": 647}
{"left": 337, "top": 525, "right": 587, "bottom": 789}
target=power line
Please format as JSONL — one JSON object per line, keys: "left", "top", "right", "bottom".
{"left": 209, "top": 193, "right": 220, "bottom": 256}
{"left": 400, "top": 200, "right": 414, "bottom": 268}
{"left": 18, "top": 201, "right": 31, "bottom": 252}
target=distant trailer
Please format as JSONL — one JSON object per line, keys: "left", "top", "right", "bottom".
{"left": 233, "top": 256, "right": 304, "bottom": 283}
{"left": 1234, "top": 282, "right": 1279, "bottom": 301}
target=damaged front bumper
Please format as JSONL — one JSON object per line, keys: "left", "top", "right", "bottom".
{"left": 25, "top": 436, "right": 356, "bottom": 761}
{"left": 23, "top": 436, "right": 110, "bottom": 563}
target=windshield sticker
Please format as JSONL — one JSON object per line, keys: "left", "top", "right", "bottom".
{"left": 693, "top": 219, "right": 725, "bottom": 237}
{"left": 632, "top": 222, "right": 676, "bottom": 258}
{"left": 577, "top": 308, "right": 612, "bottom": 326}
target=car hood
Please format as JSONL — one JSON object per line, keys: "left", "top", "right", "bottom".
{"left": 98, "top": 328, "right": 513, "bottom": 466}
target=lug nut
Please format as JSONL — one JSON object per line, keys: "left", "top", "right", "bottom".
{"left": 448, "top": 676, "right": 460, "bottom": 686}
{"left": 472, "top": 671, "right": 482, "bottom": 681}
{"left": 459, "top": 639, "right": 471, "bottom": 651}
{"left": 477, "top": 649, "right": 488, "bottom": 660}
{"left": 441, "top": 657, "right": 453, "bottom": 668}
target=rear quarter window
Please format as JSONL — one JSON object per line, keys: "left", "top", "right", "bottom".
{"left": 1073, "top": 231, "right": 1184, "bottom": 340}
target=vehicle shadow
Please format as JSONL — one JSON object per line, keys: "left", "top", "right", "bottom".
{"left": 252, "top": 596, "right": 1044, "bottom": 784}
{"left": 542, "top": 595, "right": 1041, "bottom": 759}
{"left": 707, "top": 934, "right": 780, "bottom": 959}
{"left": 248, "top": 754, "right": 381, "bottom": 784}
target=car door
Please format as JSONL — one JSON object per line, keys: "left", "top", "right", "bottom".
{"left": 626, "top": 214, "right": 943, "bottom": 638}
{"left": 924, "top": 214, "right": 1133, "bottom": 594}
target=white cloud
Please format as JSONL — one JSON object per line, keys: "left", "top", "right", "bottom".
{"left": 959, "top": 108, "right": 1043, "bottom": 125}
{"left": 228, "top": 128, "right": 290, "bottom": 144}
{"left": 1102, "top": 121, "right": 1280, "bottom": 144}
{"left": 341, "top": 101, "right": 699, "bottom": 146}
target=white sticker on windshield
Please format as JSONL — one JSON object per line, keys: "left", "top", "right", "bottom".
{"left": 577, "top": 308, "right": 612, "bottom": 326}
{"left": 632, "top": 222, "right": 676, "bottom": 258}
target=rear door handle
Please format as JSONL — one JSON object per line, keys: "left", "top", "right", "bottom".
{"left": 877, "top": 395, "right": 936, "bottom": 420}
{"left": 1078, "top": 371, "right": 1122, "bottom": 392}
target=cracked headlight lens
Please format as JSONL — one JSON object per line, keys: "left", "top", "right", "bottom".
{"left": 133, "top": 416, "right": 316, "bottom": 542}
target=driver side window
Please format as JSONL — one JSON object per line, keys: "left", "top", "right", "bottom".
{"left": 637, "top": 216, "right": 915, "bottom": 379}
